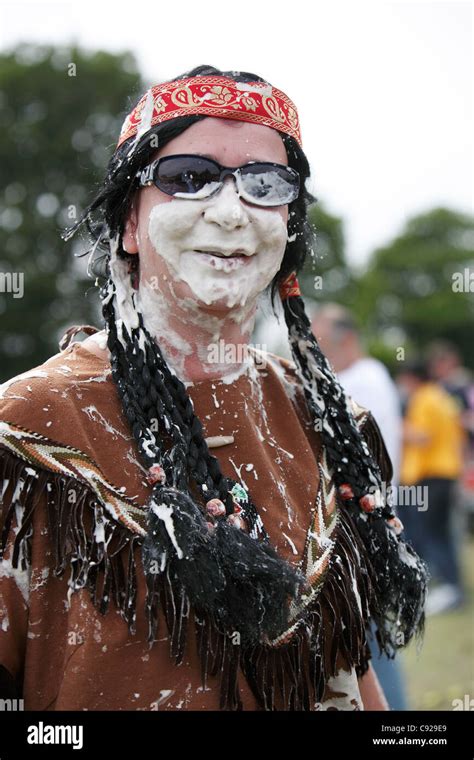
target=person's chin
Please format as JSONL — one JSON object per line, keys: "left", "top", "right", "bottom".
{"left": 195, "top": 294, "right": 245, "bottom": 314}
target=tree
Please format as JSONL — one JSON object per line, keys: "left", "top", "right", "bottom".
{"left": 0, "top": 44, "right": 144, "bottom": 381}
{"left": 353, "top": 208, "right": 474, "bottom": 369}
{"left": 299, "top": 201, "right": 355, "bottom": 305}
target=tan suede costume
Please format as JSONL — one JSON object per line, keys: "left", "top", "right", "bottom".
{"left": 0, "top": 338, "right": 388, "bottom": 710}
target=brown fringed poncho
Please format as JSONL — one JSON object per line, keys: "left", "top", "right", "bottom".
{"left": 0, "top": 339, "right": 389, "bottom": 711}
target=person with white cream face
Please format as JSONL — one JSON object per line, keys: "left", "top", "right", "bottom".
{"left": 0, "top": 67, "right": 426, "bottom": 714}
{"left": 114, "top": 117, "right": 290, "bottom": 383}
{"left": 72, "top": 69, "right": 424, "bottom": 711}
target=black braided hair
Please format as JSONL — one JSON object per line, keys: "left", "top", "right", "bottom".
{"left": 65, "top": 64, "right": 426, "bottom": 652}
{"left": 283, "top": 294, "right": 381, "bottom": 501}
{"left": 282, "top": 292, "right": 427, "bottom": 653}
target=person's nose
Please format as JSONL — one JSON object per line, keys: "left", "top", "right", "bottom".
{"left": 202, "top": 177, "right": 250, "bottom": 231}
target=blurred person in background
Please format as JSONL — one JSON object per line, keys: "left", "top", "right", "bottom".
{"left": 311, "top": 304, "right": 401, "bottom": 476}
{"left": 427, "top": 341, "right": 474, "bottom": 549}
{"left": 311, "top": 303, "right": 407, "bottom": 710}
{"left": 396, "top": 360, "right": 466, "bottom": 615}
{"left": 427, "top": 341, "right": 473, "bottom": 430}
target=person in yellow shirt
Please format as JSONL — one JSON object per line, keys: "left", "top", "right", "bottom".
{"left": 397, "top": 360, "right": 465, "bottom": 613}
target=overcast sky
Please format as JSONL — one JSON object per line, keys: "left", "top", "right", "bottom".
{"left": 1, "top": 0, "right": 472, "bottom": 266}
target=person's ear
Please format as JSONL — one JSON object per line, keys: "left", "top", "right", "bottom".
{"left": 122, "top": 198, "right": 139, "bottom": 254}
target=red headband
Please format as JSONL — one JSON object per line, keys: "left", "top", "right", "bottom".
{"left": 117, "top": 75, "right": 302, "bottom": 149}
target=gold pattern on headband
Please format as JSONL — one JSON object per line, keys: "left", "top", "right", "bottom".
{"left": 117, "top": 75, "right": 302, "bottom": 149}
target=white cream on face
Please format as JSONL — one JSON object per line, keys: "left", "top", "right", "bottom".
{"left": 146, "top": 184, "right": 288, "bottom": 308}
{"left": 135, "top": 276, "right": 258, "bottom": 380}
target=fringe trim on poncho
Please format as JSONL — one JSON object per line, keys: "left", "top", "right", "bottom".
{"left": 0, "top": 415, "right": 425, "bottom": 711}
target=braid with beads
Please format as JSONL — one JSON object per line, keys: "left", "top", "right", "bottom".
{"left": 101, "top": 271, "right": 267, "bottom": 539}
{"left": 280, "top": 284, "right": 426, "bottom": 653}
{"left": 283, "top": 293, "right": 384, "bottom": 504}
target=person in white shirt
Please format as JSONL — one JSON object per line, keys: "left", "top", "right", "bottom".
{"left": 310, "top": 303, "right": 401, "bottom": 475}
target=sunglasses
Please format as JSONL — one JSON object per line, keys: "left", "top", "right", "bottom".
{"left": 135, "top": 153, "right": 300, "bottom": 207}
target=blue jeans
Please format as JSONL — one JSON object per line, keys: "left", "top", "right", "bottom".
{"left": 369, "top": 623, "right": 408, "bottom": 710}
{"left": 399, "top": 477, "right": 462, "bottom": 590}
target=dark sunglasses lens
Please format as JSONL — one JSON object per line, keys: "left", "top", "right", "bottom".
{"left": 239, "top": 164, "right": 300, "bottom": 205}
{"left": 156, "top": 156, "right": 220, "bottom": 196}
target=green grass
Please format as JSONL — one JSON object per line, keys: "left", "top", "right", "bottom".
{"left": 401, "top": 539, "right": 474, "bottom": 710}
